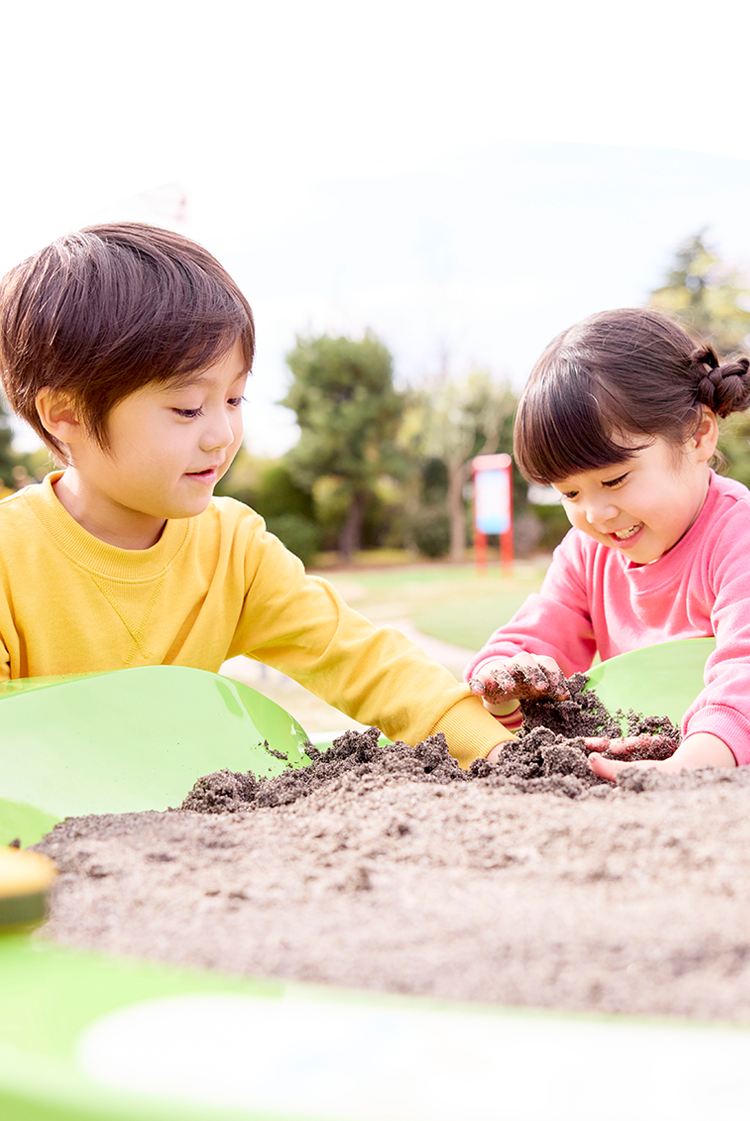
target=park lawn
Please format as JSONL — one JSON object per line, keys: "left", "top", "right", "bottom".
{"left": 412, "top": 590, "right": 532, "bottom": 651}
{"left": 315, "top": 559, "right": 549, "bottom": 652}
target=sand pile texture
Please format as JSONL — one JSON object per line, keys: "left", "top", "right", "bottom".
{"left": 33, "top": 676, "right": 750, "bottom": 1023}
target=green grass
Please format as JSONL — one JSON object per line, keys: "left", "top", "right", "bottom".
{"left": 317, "top": 559, "right": 549, "bottom": 650}
{"left": 412, "top": 590, "right": 534, "bottom": 650}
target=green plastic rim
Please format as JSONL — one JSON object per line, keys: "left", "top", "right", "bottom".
{"left": 583, "top": 637, "right": 715, "bottom": 729}
{"left": 0, "top": 665, "right": 313, "bottom": 847}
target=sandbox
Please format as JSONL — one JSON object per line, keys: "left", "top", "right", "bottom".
{"left": 33, "top": 680, "right": 750, "bottom": 1024}
{"left": 3, "top": 646, "right": 749, "bottom": 1121}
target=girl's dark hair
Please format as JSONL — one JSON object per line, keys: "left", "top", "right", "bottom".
{"left": 0, "top": 222, "right": 255, "bottom": 461}
{"left": 514, "top": 307, "right": 750, "bottom": 484}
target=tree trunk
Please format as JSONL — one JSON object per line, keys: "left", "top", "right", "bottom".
{"left": 338, "top": 489, "right": 366, "bottom": 564}
{"left": 448, "top": 459, "right": 472, "bottom": 564}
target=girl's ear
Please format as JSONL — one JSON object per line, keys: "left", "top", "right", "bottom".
{"left": 692, "top": 409, "right": 720, "bottom": 463}
{"left": 35, "top": 388, "right": 83, "bottom": 445}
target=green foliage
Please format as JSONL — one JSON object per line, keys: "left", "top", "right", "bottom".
{"left": 420, "top": 456, "right": 448, "bottom": 503}
{"left": 716, "top": 414, "right": 750, "bottom": 490}
{"left": 649, "top": 231, "right": 750, "bottom": 486}
{"left": 0, "top": 399, "right": 45, "bottom": 491}
{"left": 250, "top": 464, "right": 315, "bottom": 522}
{"left": 216, "top": 449, "right": 314, "bottom": 520}
{"left": 403, "top": 368, "right": 518, "bottom": 561}
{"left": 213, "top": 444, "right": 263, "bottom": 504}
{"left": 0, "top": 406, "right": 17, "bottom": 489}
{"left": 407, "top": 369, "right": 516, "bottom": 466}
{"left": 411, "top": 507, "right": 451, "bottom": 558}
{"left": 265, "top": 514, "right": 321, "bottom": 568}
{"left": 533, "top": 502, "right": 571, "bottom": 552}
{"left": 649, "top": 231, "right": 750, "bottom": 353}
{"left": 282, "top": 332, "right": 406, "bottom": 560}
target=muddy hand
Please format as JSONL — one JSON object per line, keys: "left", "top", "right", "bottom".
{"left": 586, "top": 733, "right": 679, "bottom": 784}
{"left": 589, "top": 732, "right": 736, "bottom": 783}
{"left": 469, "top": 654, "right": 570, "bottom": 704}
{"left": 582, "top": 734, "right": 677, "bottom": 757}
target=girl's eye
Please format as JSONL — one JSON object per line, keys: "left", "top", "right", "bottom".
{"left": 560, "top": 490, "right": 578, "bottom": 501}
{"left": 603, "top": 474, "right": 628, "bottom": 488}
{"left": 228, "top": 395, "right": 246, "bottom": 408}
{"left": 174, "top": 407, "right": 203, "bottom": 418}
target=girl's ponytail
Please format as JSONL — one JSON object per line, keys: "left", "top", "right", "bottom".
{"left": 692, "top": 347, "right": 750, "bottom": 418}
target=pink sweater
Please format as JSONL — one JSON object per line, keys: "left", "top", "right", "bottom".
{"left": 465, "top": 471, "right": 750, "bottom": 765}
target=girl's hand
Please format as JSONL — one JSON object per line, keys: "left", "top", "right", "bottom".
{"left": 469, "top": 653, "right": 569, "bottom": 707}
{"left": 470, "top": 653, "right": 569, "bottom": 733}
{"left": 587, "top": 732, "right": 737, "bottom": 783}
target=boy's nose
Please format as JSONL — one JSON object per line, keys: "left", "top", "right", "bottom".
{"left": 201, "top": 414, "right": 236, "bottom": 451}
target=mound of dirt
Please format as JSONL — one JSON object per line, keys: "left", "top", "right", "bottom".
{"left": 179, "top": 672, "right": 680, "bottom": 812}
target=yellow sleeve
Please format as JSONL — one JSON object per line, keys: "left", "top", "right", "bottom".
{"left": 233, "top": 524, "right": 515, "bottom": 767}
{"left": 430, "top": 695, "right": 515, "bottom": 769}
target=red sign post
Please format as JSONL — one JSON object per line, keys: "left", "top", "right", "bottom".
{"left": 472, "top": 453, "right": 513, "bottom": 575}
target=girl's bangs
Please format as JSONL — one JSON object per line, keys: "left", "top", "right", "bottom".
{"left": 514, "top": 369, "right": 638, "bottom": 484}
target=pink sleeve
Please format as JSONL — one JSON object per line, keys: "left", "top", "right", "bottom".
{"left": 681, "top": 515, "right": 750, "bottom": 765}
{"left": 464, "top": 532, "right": 598, "bottom": 682}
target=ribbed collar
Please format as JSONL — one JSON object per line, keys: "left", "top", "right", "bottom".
{"left": 23, "top": 472, "right": 191, "bottom": 581}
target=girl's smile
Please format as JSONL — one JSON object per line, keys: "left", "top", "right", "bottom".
{"left": 611, "top": 522, "right": 642, "bottom": 541}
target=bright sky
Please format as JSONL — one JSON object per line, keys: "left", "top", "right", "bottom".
{"left": 3, "top": 0, "right": 750, "bottom": 454}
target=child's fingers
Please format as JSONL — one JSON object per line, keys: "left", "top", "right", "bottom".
{"left": 584, "top": 736, "right": 631, "bottom": 754}
{"left": 509, "top": 660, "right": 548, "bottom": 693}
{"left": 541, "top": 668, "right": 569, "bottom": 700}
{"left": 469, "top": 665, "right": 517, "bottom": 700}
{"left": 470, "top": 656, "right": 569, "bottom": 703}
{"left": 588, "top": 752, "right": 630, "bottom": 782}
{"left": 505, "top": 660, "right": 570, "bottom": 701}
{"left": 583, "top": 734, "right": 678, "bottom": 757}
{"left": 588, "top": 750, "right": 682, "bottom": 784}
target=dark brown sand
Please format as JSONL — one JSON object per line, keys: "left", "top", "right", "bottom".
{"left": 33, "top": 677, "right": 750, "bottom": 1023}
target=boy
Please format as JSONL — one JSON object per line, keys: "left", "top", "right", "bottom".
{"left": 0, "top": 222, "right": 512, "bottom": 768}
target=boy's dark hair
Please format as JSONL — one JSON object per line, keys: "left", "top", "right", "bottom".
{"left": 0, "top": 222, "right": 255, "bottom": 461}
{"left": 514, "top": 307, "right": 750, "bottom": 484}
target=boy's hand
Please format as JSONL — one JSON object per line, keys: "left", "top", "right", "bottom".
{"left": 587, "top": 732, "right": 737, "bottom": 783}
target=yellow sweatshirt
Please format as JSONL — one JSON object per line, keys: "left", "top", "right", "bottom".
{"left": 0, "top": 474, "right": 513, "bottom": 767}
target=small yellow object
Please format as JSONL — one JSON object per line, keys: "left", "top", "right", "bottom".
{"left": 0, "top": 846, "right": 57, "bottom": 930}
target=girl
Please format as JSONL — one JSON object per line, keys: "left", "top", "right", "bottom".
{"left": 469, "top": 308, "right": 750, "bottom": 781}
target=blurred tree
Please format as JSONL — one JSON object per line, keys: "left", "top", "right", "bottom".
{"left": 649, "top": 231, "right": 750, "bottom": 486}
{"left": 213, "top": 443, "right": 264, "bottom": 504}
{"left": 282, "top": 332, "right": 406, "bottom": 562}
{"left": 0, "top": 399, "right": 41, "bottom": 492}
{"left": 217, "top": 449, "right": 315, "bottom": 522}
{"left": 405, "top": 366, "right": 517, "bottom": 562}
{"left": 649, "top": 231, "right": 750, "bottom": 353}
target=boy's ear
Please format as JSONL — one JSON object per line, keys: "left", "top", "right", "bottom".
{"left": 35, "top": 387, "right": 83, "bottom": 445}
{"left": 692, "top": 409, "right": 720, "bottom": 462}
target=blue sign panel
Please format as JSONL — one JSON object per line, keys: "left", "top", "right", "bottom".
{"left": 474, "top": 468, "right": 510, "bottom": 534}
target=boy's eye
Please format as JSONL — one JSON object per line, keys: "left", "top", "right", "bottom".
{"left": 228, "top": 395, "right": 246, "bottom": 407}
{"left": 560, "top": 490, "right": 578, "bottom": 501}
{"left": 174, "top": 407, "right": 203, "bottom": 418}
{"left": 603, "top": 474, "right": 628, "bottom": 488}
